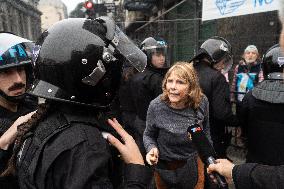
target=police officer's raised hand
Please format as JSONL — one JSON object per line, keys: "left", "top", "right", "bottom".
{"left": 0, "top": 110, "right": 36, "bottom": 150}
{"left": 107, "top": 118, "right": 145, "bottom": 165}
{"left": 207, "top": 159, "right": 235, "bottom": 184}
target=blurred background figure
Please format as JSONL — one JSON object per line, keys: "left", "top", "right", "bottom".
{"left": 192, "top": 36, "right": 239, "bottom": 160}
{"left": 230, "top": 45, "right": 263, "bottom": 143}
{"left": 118, "top": 62, "right": 138, "bottom": 137}
{"left": 130, "top": 37, "right": 169, "bottom": 157}
{"left": 231, "top": 45, "right": 263, "bottom": 104}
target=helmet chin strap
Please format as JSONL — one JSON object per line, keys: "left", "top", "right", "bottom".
{"left": 0, "top": 90, "right": 26, "bottom": 104}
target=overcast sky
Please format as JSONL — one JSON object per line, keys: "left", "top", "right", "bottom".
{"left": 61, "top": 0, "right": 84, "bottom": 14}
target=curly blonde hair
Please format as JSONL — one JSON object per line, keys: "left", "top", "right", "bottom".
{"left": 161, "top": 62, "right": 203, "bottom": 109}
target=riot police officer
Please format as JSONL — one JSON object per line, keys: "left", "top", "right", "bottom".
{"left": 130, "top": 37, "right": 169, "bottom": 156}
{"left": 207, "top": 43, "right": 284, "bottom": 189}
{"left": 0, "top": 32, "right": 37, "bottom": 188}
{"left": 240, "top": 44, "right": 284, "bottom": 165}
{"left": 191, "top": 36, "right": 239, "bottom": 158}
{"left": 2, "top": 17, "right": 152, "bottom": 189}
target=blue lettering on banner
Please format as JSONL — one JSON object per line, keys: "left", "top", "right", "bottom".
{"left": 254, "top": 0, "right": 273, "bottom": 7}
{"left": 216, "top": 0, "right": 246, "bottom": 15}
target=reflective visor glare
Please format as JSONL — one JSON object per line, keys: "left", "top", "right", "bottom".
{"left": 114, "top": 26, "right": 147, "bottom": 72}
{"left": 222, "top": 56, "right": 233, "bottom": 73}
{"left": 150, "top": 48, "right": 167, "bottom": 56}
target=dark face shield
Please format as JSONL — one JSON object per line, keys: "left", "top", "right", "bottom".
{"left": 114, "top": 26, "right": 147, "bottom": 72}
{"left": 144, "top": 46, "right": 169, "bottom": 68}
{"left": 150, "top": 47, "right": 167, "bottom": 56}
{"left": 221, "top": 54, "right": 233, "bottom": 74}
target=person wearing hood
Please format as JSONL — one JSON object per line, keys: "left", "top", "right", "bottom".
{"left": 130, "top": 37, "right": 169, "bottom": 156}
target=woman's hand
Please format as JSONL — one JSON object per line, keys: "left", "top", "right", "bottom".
{"left": 207, "top": 159, "right": 234, "bottom": 184}
{"left": 146, "top": 147, "right": 159, "bottom": 165}
{"left": 107, "top": 118, "right": 144, "bottom": 165}
{"left": 0, "top": 111, "right": 36, "bottom": 150}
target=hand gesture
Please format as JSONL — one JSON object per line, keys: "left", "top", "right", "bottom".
{"left": 146, "top": 147, "right": 159, "bottom": 165}
{"left": 107, "top": 118, "right": 144, "bottom": 165}
{"left": 0, "top": 110, "right": 36, "bottom": 150}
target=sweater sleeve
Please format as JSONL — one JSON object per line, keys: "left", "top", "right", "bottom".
{"left": 143, "top": 101, "right": 159, "bottom": 153}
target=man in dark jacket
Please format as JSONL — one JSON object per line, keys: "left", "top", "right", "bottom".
{"left": 130, "top": 37, "right": 168, "bottom": 156}
{"left": 1, "top": 17, "right": 152, "bottom": 189}
{"left": 0, "top": 33, "right": 37, "bottom": 189}
{"left": 207, "top": 43, "right": 284, "bottom": 189}
{"left": 191, "top": 36, "right": 239, "bottom": 158}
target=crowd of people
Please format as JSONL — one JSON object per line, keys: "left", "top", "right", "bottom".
{"left": 0, "top": 3, "right": 283, "bottom": 189}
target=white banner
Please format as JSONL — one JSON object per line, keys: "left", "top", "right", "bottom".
{"left": 202, "top": 0, "right": 279, "bottom": 21}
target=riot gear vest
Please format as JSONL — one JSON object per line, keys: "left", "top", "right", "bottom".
{"left": 16, "top": 110, "right": 121, "bottom": 189}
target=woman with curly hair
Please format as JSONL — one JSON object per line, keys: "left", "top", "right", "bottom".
{"left": 143, "top": 62, "right": 212, "bottom": 189}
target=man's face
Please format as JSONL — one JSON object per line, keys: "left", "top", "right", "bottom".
{"left": 151, "top": 52, "right": 165, "bottom": 68}
{"left": 243, "top": 50, "right": 258, "bottom": 63}
{"left": 0, "top": 66, "right": 26, "bottom": 97}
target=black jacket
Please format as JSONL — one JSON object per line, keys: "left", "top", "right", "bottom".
{"left": 194, "top": 61, "right": 238, "bottom": 128}
{"left": 193, "top": 61, "right": 238, "bottom": 157}
{"left": 0, "top": 95, "right": 37, "bottom": 189}
{"left": 17, "top": 104, "right": 152, "bottom": 189}
{"left": 0, "top": 95, "right": 37, "bottom": 171}
{"left": 130, "top": 67, "right": 167, "bottom": 121}
{"left": 233, "top": 163, "right": 284, "bottom": 189}
{"left": 240, "top": 80, "right": 284, "bottom": 165}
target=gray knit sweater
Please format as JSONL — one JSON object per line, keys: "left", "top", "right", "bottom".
{"left": 143, "top": 95, "right": 211, "bottom": 161}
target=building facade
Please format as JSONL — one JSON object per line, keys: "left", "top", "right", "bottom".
{"left": 38, "top": 0, "right": 67, "bottom": 32}
{"left": 0, "top": 0, "right": 42, "bottom": 40}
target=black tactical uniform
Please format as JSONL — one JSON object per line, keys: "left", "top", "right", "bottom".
{"left": 192, "top": 37, "right": 238, "bottom": 158}
{"left": 12, "top": 17, "right": 152, "bottom": 189}
{"left": 240, "top": 44, "right": 284, "bottom": 166}
{"left": 130, "top": 37, "right": 168, "bottom": 155}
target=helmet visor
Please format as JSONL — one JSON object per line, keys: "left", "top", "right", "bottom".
{"left": 114, "top": 26, "right": 147, "bottom": 72}
{"left": 0, "top": 33, "right": 31, "bottom": 52}
{"left": 0, "top": 33, "right": 32, "bottom": 69}
{"left": 148, "top": 47, "right": 169, "bottom": 68}
{"left": 221, "top": 54, "right": 233, "bottom": 73}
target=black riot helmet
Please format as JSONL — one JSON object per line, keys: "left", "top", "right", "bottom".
{"left": 0, "top": 32, "right": 34, "bottom": 102}
{"left": 140, "top": 37, "right": 168, "bottom": 68}
{"left": 192, "top": 36, "right": 233, "bottom": 73}
{"left": 262, "top": 44, "right": 284, "bottom": 80}
{"left": 29, "top": 17, "right": 147, "bottom": 108}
